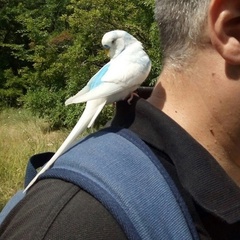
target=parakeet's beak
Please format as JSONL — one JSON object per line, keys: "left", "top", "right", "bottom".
{"left": 105, "top": 49, "right": 110, "bottom": 57}
{"left": 103, "top": 45, "right": 110, "bottom": 58}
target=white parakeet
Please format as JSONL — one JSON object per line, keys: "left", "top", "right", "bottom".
{"left": 24, "top": 30, "right": 151, "bottom": 192}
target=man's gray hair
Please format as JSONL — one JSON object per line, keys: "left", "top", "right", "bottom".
{"left": 155, "top": 0, "right": 210, "bottom": 69}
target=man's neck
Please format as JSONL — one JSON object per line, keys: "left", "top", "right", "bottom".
{"left": 148, "top": 59, "right": 240, "bottom": 186}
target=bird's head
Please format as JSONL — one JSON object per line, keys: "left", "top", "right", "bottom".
{"left": 101, "top": 30, "right": 139, "bottom": 59}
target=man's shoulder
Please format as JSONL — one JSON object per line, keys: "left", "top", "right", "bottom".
{"left": 0, "top": 179, "right": 127, "bottom": 239}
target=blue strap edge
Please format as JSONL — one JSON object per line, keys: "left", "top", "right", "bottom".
{"left": 24, "top": 152, "right": 54, "bottom": 187}
{"left": 0, "top": 190, "right": 26, "bottom": 225}
{"left": 117, "top": 128, "right": 199, "bottom": 239}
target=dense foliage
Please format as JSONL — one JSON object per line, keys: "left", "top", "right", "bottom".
{"left": 0, "top": 0, "right": 161, "bottom": 128}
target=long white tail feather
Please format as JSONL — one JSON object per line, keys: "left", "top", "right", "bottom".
{"left": 87, "top": 100, "right": 106, "bottom": 128}
{"left": 24, "top": 99, "right": 106, "bottom": 192}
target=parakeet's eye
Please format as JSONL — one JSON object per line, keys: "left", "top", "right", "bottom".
{"left": 112, "top": 39, "right": 116, "bottom": 44}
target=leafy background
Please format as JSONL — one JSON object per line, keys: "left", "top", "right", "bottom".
{"left": 0, "top": 0, "right": 162, "bottom": 129}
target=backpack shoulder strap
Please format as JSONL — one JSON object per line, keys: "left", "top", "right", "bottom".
{"left": 40, "top": 127, "right": 199, "bottom": 240}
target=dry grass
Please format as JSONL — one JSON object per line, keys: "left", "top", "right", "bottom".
{"left": 0, "top": 108, "right": 68, "bottom": 210}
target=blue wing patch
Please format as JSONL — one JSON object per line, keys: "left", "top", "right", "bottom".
{"left": 89, "top": 63, "right": 110, "bottom": 90}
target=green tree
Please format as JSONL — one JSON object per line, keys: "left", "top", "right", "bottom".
{"left": 1, "top": 0, "right": 161, "bottom": 128}
{"left": 0, "top": 0, "right": 30, "bottom": 107}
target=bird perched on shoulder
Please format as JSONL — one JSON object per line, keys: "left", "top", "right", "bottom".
{"left": 24, "top": 30, "right": 151, "bottom": 192}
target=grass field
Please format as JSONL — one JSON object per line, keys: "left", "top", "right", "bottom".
{"left": 0, "top": 108, "right": 69, "bottom": 210}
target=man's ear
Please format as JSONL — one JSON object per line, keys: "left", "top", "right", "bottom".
{"left": 208, "top": 0, "right": 240, "bottom": 65}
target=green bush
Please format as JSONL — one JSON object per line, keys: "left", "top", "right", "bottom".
{"left": 0, "top": 0, "right": 161, "bottom": 129}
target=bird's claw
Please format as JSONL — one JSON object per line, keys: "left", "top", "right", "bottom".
{"left": 127, "top": 92, "right": 139, "bottom": 105}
